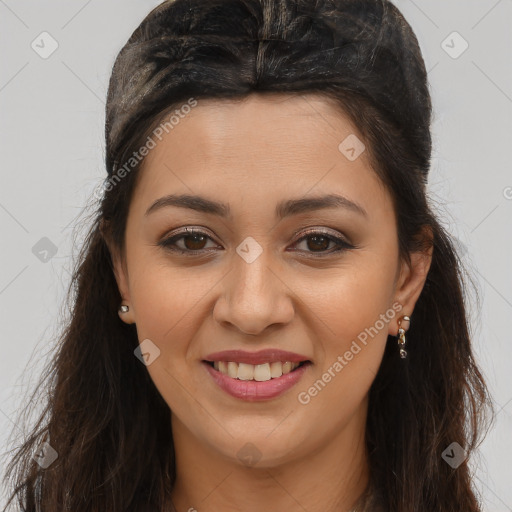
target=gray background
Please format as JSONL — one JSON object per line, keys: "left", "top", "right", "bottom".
{"left": 1, "top": 0, "right": 511, "bottom": 509}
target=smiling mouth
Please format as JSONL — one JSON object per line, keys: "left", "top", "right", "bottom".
{"left": 203, "top": 360, "right": 311, "bottom": 382}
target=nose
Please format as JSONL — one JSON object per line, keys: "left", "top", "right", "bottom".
{"left": 213, "top": 250, "right": 295, "bottom": 336}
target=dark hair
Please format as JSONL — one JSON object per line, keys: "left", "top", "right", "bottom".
{"left": 3, "top": 1, "right": 494, "bottom": 510}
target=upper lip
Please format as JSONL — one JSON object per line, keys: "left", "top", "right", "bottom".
{"left": 204, "top": 349, "right": 311, "bottom": 365}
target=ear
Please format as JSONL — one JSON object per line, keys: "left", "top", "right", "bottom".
{"left": 100, "top": 219, "right": 135, "bottom": 325}
{"left": 390, "top": 226, "right": 433, "bottom": 335}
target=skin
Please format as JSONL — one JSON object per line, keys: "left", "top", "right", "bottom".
{"left": 107, "top": 93, "right": 432, "bottom": 512}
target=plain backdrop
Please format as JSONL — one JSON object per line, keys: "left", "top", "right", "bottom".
{"left": 1, "top": 0, "right": 511, "bottom": 509}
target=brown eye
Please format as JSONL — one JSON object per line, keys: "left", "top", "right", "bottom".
{"left": 292, "top": 230, "right": 354, "bottom": 256}
{"left": 159, "top": 229, "right": 219, "bottom": 254}
{"left": 180, "top": 233, "right": 208, "bottom": 251}
{"left": 303, "top": 234, "right": 331, "bottom": 252}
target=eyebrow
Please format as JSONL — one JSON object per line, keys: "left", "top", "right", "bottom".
{"left": 144, "top": 193, "right": 367, "bottom": 219}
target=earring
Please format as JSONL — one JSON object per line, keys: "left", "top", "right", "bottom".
{"left": 397, "top": 315, "right": 411, "bottom": 359}
{"left": 119, "top": 304, "right": 129, "bottom": 313}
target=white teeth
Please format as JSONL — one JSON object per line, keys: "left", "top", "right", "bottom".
{"left": 254, "top": 363, "right": 271, "bottom": 381}
{"left": 227, "top": 361, "right": 238, "bottom": 378}
{"left": 282, "top": 362, "right": 293, "bottom": 375}
{"left": 211, "top": 361, "right": 302, "bottom": 381}
{"left": 237, "top": 363, "right": 254, "bottom": 380}
{"left": 269, "top": 361, "right": 282, "bottom": 378}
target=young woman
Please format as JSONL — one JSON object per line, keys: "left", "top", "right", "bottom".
{"left": 3, "top": 1, "right": 493, "bottom": 511}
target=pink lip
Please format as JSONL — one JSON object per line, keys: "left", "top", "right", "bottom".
{"left": 203, "top": 348, "right": 311, "bottom": 365}
{"left": 203, "top": 361, "right": 311, "bottom": 401}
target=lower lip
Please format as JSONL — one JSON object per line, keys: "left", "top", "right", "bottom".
{"left": 203, "top": 361, "right": 311, "bottom": 402}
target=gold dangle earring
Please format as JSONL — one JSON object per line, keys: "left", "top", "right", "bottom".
{"left": 397, "top": 315, "right": 411, "bottom": 359}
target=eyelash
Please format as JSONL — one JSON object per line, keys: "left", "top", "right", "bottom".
{"left": 157, "top": 227, "right": 355, "bottom": 257}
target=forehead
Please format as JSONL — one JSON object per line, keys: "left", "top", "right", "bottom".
{"left": 161, "top": 93, "right": 362, "bottom": 161}
{"left": 130, "top": 92, "right": 388, "bottom": 217}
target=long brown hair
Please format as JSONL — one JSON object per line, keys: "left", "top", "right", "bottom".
{"left": 2, "top": 1, "right": 494, "bottom": 510}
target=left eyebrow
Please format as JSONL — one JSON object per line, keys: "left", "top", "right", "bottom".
{"left": 276, "top": 193, "right": 367, "bottom": 219}
{"left": 144, "top": 193, "right": 368, "bottom": 219}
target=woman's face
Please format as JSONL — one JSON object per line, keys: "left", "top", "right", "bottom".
{"left": 111, "top": 93, "right": 429, "bottom": 468}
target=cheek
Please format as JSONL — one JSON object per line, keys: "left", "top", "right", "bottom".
{"left": 127, "top": 263, "right": 207, "bottom": 411}
{"left": 129, "top": 259, "right": 206, "bottom": 343}
{"left": 298, "top": 253, "right": 397, "bottom": 395}
{"left": 303, "top": 255, "right": 397, "bottom": 343}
